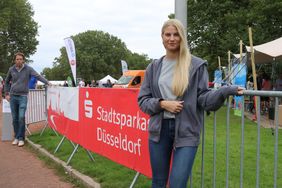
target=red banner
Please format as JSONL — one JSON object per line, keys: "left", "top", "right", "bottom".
{"left": 47, "top": 87, "right": 151, "bottom": 177}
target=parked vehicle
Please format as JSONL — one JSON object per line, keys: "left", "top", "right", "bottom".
{"left": 113, "top": 70, "right": 145, "bottom": 88}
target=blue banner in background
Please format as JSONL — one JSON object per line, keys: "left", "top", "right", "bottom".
{"left": 214, "top": 69, "right": 222, "bottom": 89}
{"left": 232, "top": 56, "right": 247, "bottom": 116}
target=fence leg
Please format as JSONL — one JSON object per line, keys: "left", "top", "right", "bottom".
{"left": 129, "top": 172, "right": 140, "bottom": 188}
{"left": 40, "top": 121, "right": 58, "bottom": 136}
{"left": 39, "top": 121, "right": 47, "bottom": 136}
{"left": 85, "top": 149, "right": 95, "bottom": 162}
{"left": 50, "top": 127, "right": 59, "bottom": 136}
{"left": 25, "top": 124, "right": 32, "bottom": 135}
{"left": 54, "top": 136, "right": 66, "bottom": 154}
{"left": 69, "top": 140, "right": 76, "bottom": 149}
{"left": 66, "top": 144, "right": 79, "bottom": 165}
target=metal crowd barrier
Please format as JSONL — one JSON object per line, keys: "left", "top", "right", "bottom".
{"left": 195, "top": 90, "right": 282, "bottom": 188}
{"left": 25, "top": 88, "right": 47, "bottom": 135}
{"left": 27, "top": 88, "right": 282, "bottom": 187}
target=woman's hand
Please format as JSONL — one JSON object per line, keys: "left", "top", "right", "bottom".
{"left": 160, "top": 100, "right": 184, "bottom": 113}
{"left": 237, "top": 86, "right": 245, "bottom": 95}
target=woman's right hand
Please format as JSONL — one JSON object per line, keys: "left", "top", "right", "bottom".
{"left": 160, "top": 100, "right": 184, "bottom": 113}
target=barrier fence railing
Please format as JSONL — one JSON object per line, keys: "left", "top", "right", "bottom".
{"left": 27, "top": 88, "right": 282, "bottom": 187}
{"left": 26, "top": 88, "right": 58, "bottom": 136}
{"left": 197, "top": 90, "right": 282, "bottom": 188}
{"left": 26, "top": 89, "right": 46, "bottom": 124}
{"left": 25, "top": 89, "right": 46, "bottom": 134}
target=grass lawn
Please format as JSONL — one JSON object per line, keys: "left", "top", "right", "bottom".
{"left": 29, "top": 107, "right": 282, "bottom": 188}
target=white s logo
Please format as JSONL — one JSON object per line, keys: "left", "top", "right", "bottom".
{"left": 84, "top": 91, "right": 93, "bottom": 118}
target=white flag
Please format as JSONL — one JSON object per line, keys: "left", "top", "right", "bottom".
{"left": 121, "top": 60, "right": 128, "bottom": 73}
{"left": 64, "top": 37, "right": 76, "bottom": 84}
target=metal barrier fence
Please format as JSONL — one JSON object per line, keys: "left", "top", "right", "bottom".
{"left": 25, "top": 89, "right": 47, "bottom": 134}
{"left": 26, "top": 88, "right": 282, "bottom": 187}
{"left": 196, "top": 90, "right": 282, "bottom": 188}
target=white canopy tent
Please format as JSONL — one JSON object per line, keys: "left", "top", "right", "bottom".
{"left": 99, "top": 75, "right": 117, "bottom": 84}
{"left": 245, "top": 37, "right": 282, "bottom": 64}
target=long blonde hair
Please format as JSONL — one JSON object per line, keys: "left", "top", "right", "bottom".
{"left": 161, "top": 19, "right": 192, "bottom": 97}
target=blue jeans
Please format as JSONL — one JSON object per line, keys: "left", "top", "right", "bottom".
{"left": 149, "top": 119, "right": 198, "bottom": 188}
{"left": 10, "top": 95, "right": 28, "bottom": 141}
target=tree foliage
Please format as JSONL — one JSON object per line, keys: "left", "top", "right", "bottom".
{"left": 0, "top": 0, "right": 38, "bottom": 75}
{"left": 42, "top": 30, "right": 151, "bottom": 81}
{"left": 187, "top": 0, "right": 282, "bottom": 77}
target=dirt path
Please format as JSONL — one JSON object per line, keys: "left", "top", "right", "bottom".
{"left": 0, "top": 103, "right": 74, "bottom": 188}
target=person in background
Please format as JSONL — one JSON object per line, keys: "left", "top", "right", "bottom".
{"left": 90, "top": 79, "right": 96, "bottom": 87}
{"left": 256, "top": 72, "right": 263, "bottom": 90}
{"left": 261, "top": 73, "right": 272, "bottom": 91}
{"left": 79, "top": 79, "right": 85, "bottom": 87}
{"left": 275, "top": 73, "right": 282, "bottom": 104}
{"left": 138, "top": 19, "right": 243, "bottom": 188}
{"left": 246, "top": 76, "right": 255, "bottom": 113}
{"left": 4, "top": 52, "right": 50, "bottom": 147}
{"left": 63, "top": 81, "right": 68, "bottom": 87}
{"left": 28, "top": 75, "right": 37, "bottom": 89}
{"left": 97, "top": 80, "right": 103, "bottom": 87}
{"left": 261, "top": 74, "right": 272, "bottom": 113}
{"left": 105, "top": 79, "right": 113, "bottom": 88}
{"left": 274, "top": 73, "right": 282, "bottom": 91}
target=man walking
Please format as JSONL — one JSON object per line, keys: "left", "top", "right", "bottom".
{"left": 4, "top": 52, "right": 50, "bottom": 147}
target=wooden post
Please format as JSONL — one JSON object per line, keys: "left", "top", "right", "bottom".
{"left": 228, "top": 51, "right": 231, "bottom": 84}
{"left": 248, "top": 28, "right": 257, "bottom": 90}
{"left": 218, "top": 56, "right": 221, "bottom": 70}
{"left": 228, "top": 51, "right": 232, "bottom": 107}
{"left": 248, "top": 27, "right": 259, "bottom": 119}
{"left": 240, "top": 40, "right": 243, "bottom": 64}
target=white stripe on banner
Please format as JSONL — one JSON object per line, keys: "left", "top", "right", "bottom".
{"left": 25, "top": 89, "right": 46, "bottom": 124}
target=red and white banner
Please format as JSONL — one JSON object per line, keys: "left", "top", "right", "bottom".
{"left": 64, "top": 37, "right": 76, "bottom": 85}
{"left": 47, "top": 87, "right": 151, "bottom": 177}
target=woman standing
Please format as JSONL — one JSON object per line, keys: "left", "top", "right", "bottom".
{"left": 138, "top": 19, "right": 243, "bottom": 188}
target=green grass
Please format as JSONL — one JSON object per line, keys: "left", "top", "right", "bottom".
{"left": 28, "top": 107, "right": 282, "bottom": 188}
{"left": 29, "top": 130, "right": 151, "bottom": 188}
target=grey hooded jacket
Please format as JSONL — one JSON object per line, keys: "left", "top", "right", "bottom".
{"left": 5, "top": 64, "right": 49, "bottom": 96}
{"left": 138, "top": 55, "right": 238, "bottom": 147}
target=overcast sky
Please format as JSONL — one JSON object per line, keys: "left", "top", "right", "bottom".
{"left": 28, "top": 0, "right": 174, "bottom": 73}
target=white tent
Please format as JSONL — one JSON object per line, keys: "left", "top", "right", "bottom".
{"left": 99, "top": 75, "right": 117, "bottom": 84}
{"left": 246, "top": 37, "right": 282, "bottom": 64}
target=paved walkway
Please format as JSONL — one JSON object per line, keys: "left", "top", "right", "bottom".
{"left": 0, "top": 104, "right": 74, "bottom": 188}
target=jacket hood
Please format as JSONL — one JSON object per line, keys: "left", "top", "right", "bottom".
{"left": 190, "top": 55, "right": 208, "bottom": 76}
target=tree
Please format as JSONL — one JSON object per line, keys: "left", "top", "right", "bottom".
{"left": 187, "top": 0, "right": 282, "bottom": 78}
{"left": 43, "top": 30, "right": 150, "bottom": 82}
{"left": 0, "top": 0, "right": 38, "bottom": 75}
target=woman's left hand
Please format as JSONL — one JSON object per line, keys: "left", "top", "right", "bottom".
{"left": 237, "top": 86, "right": 245, "bottom": 95}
